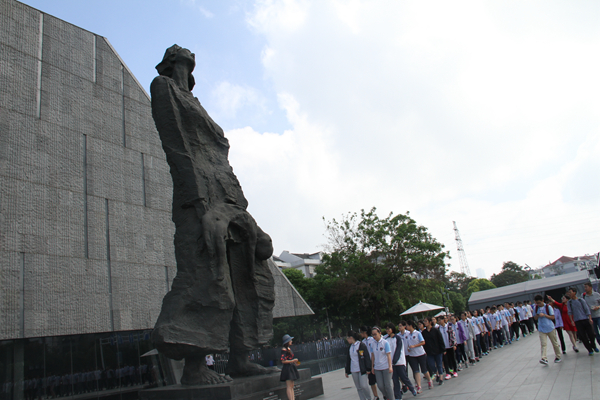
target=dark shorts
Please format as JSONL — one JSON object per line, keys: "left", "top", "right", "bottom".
{"left": 407, "top": 355, "right": 428, "bottom": 374}
{"left": 368, "top": 371, "right": 377, "bottom": 386}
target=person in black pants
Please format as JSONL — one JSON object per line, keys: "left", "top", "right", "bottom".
{"left": 421, "top": 318, "right": 446, "bottom": 385}
{"left": 566, "top": 288, "right": 599, "bottom": 355}
{"left": 385, "top": 323, "right": 417, "bottom": 398}
{"left": 359, "top": 326, "right": 380, "bottom": 400}
{"left": 509, "top": 303, "right": 520, "bottom": 341}
{"left": 438, "top": 316, "right": 458, "bottom": 378}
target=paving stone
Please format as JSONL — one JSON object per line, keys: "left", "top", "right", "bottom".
{"left": 313, "top": 332, "right": 600, "bottom": 400}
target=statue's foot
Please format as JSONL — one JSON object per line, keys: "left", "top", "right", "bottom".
{"left": 225, "top": 353, "right": 280, "bottom": 377}
{"left": 181, "top": 355, "right": 233, "bottom": 385}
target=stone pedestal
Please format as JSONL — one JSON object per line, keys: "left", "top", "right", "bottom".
{"left": 139, "top": 369, "right": 323, "bottom": 400}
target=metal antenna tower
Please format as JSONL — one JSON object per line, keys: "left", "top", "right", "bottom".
{"left": 453, "top": 221, "right": 472, "bottom": 277}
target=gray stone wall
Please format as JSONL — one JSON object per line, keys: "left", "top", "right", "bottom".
{"left": 0, "top": 0, "right": 311, "bottom": 341}
{"left": 0, "top": 0, "right": 175, "bottom": 340}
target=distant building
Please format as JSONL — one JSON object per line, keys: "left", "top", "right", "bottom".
{"left": 476, "top": 268, "right": 486, "bottom": 279}
{"left": 278, "top": 251, "right": 323, "bottom": 278}
{"left": 272, "top": 255, "right": 292, "bottom": 269}
{"left": 468, "top": 271, "right": 591, "bottom": 310}
{"left": 540, "top": 254, "right": 599, "bottom": 278}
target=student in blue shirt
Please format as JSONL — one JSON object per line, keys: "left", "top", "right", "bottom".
{"left": 533, "top": 295, "right": 562, "bottom": 364}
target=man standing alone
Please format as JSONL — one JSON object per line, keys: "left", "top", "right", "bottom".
{"left": 583, "top": 282, "right": 600, "bottom": 348}
{"left": 532, "top": 295, "right": 561, "bottom": 365}
{"left": 567, "top": 287, "right": 598, "bottom": 355}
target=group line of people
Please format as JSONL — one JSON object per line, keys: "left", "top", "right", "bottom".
{"left": 342, "top": 283, "right": 600, "bottom": 400}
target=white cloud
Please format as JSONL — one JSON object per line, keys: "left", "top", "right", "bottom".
{"left": 210, "top": 81, "right": 267, "bottom": 119}
{"left": 247, "top": 0, "right": 309, "bottom": 33}
{"left": 231, "top": 0, "right": 600, "bottom": 277}
{"left": 181, "top": 0, "right": 214, "bottom": 18}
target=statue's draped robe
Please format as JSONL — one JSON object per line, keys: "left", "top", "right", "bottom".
{"left": 150, "top": 75, "right": 274, "bottom": 360}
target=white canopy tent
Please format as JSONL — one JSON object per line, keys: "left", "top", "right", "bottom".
{"left": 400, "top": 301, "right": 444, "bottom": 316}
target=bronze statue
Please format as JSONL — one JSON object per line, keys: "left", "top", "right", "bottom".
{"left": 150, "top": 45, "right": 276, "bottom": 385}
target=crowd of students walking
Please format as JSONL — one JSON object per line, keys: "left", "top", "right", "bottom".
{"left": 343, "top": 283, "right": 600, "bottom": 400}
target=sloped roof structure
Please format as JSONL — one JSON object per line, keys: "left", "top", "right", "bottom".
{"left": 468, "top": 271, "right": 590, "bottom": 309}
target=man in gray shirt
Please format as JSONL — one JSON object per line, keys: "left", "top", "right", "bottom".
{"left": 583, "top": 282, "right": 600, "bottom": 348}
{"left": 566, "top": 287, "right": 598, "bottom": 355}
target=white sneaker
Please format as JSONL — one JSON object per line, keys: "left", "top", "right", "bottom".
{"left": 573, "top": 345, "right": 579, "bottom": 353}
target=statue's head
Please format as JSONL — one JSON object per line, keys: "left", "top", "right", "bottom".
{"left": 156, "top": 44, "right": 196, "bottom": 91}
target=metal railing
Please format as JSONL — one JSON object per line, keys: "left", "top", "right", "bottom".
{"left": 211, "top": 338, "right": 349, "bottom": 375}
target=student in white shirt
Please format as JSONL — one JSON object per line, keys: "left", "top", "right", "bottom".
{"left": 404, "top": 321, "right": 432, "bottom": 394}
{"left": 525, "top": 301, "right": 535, "bottom": 332}
{"left": 360, "top": 326, "right": 380, "bottom": 400}
{"left": 476, "top": 309, "right": 489, "bottom": 355}
{"left": 516, "top": 302, "right": 529, "bottom": 337}
{"left": 491, "top": 307, "right": 503, "bottom": 348}
{"left": 498, "top": 304, "right": 511, "bottom": 345}
{"left": 345, "top": 331, "right": 372, "bottom": 400}
{"left": 483, "top": 306, "right": 497, "bottom": 352}
{"left": 469, "top": 311, "right": 482, "bottom": 360}
{"left": 509, "top": 303, "right": 520, "bottom": 341}
{"left": 462, "top": 313, "right": 476, "bottom": 364}
{"left": 386, "top": 322, "right": 417, "bottom": 398}
{"left": 370, "top": 327, "right": 394, "bottom": 400}
{"left": 438, "top": 316, "right": 458, "bottom": 379}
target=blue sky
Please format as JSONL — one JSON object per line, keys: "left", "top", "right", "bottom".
{"left": 20, "top": 0, "right": 600, "bottom": 278}
{"left": 22, "top": 0, "right": 291, "bottom": 133}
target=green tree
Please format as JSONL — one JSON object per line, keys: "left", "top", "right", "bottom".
{"left": 467, "top": 278, "right": 496, "bottom": 298}
{"left": 319, "top": 207, "right": 449, "bottom": 326}
{"left": 490, "top": 261, "right": 529, "bottom": 287}
{"left": 446, "top": 271, "right": 475, "bottom": 299}
{"left": 282, "top": 268, "right": 311, "bottom": 295}
{"left": 448, "top": 291, "right": 466, "bottom": 314}
{"left": 276, "top": 268, "right": 333, "bottom": 343}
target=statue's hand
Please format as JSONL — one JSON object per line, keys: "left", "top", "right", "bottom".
{"left": 255, "top": 229, "right": 273, "bottom": 260}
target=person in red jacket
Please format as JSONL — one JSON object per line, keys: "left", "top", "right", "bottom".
{"left": 548, "top": 295, "right": 579, "bottom": 352}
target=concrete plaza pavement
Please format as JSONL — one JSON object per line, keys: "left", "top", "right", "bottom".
{"left": 312, "top": 331, "right": 600, "bottom": 400}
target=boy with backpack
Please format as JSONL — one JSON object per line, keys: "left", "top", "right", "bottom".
{"left": 533, "top": 295, "right": 561, "bottom": 365}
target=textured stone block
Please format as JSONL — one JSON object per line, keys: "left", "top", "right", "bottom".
{"left": 0, "top": 42, "right": 39, "bottom": 117}
{"left": 96, "top": 37, "right": 123, "bottom": 93}
{"left": 0, "top": 178, "right": 24, "bottom": 253}
{"left": 144, "top": 156, "right": 173, "bottom": 212}
{"left": 40, "top": 62, "right": 95, "bottom": 133}
{"left": 86, "top": 195, "right": 108, "bottom": 261}
{"left": 111, "top": 262, "right": 165, "bottom": 331}
{"left": 0, "top": 0, "right": 41, "bottom": 58}
{"left": 86, "top": 137, "right": 144, "bottom": 204}
{"left": 123, "top": 68, "right": 150, "bottom": 104}
{"left": 124, "top": 97, "right": 158, "bottom": 142}
{"left": 42, "top": 14, "right": 94, "bottom": 82}
{"left": 0, "top": 251, "right": 22, "bottom": 340}
{"left": 22, "top": 254, "right": 111, "bottom": 337}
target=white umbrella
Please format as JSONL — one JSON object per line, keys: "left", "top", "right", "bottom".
{"left": 400, "top": 301, "right": 444, "bottom": 316}
{"left": 434, "top": 310, "right": 448, "bottom": 317}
